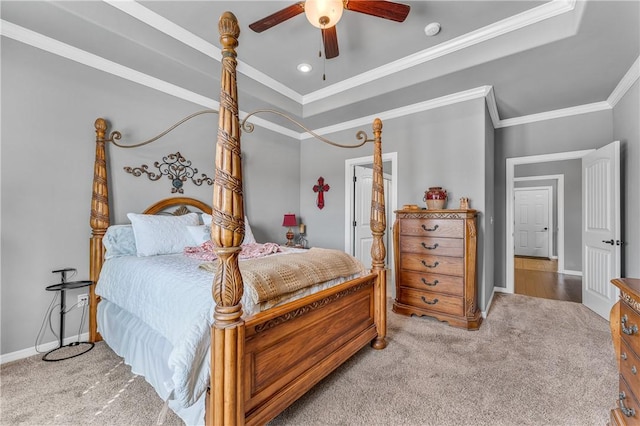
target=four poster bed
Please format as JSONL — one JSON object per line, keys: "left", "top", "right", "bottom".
{"left": 88, "top": 11, "right": 388, "bottom": 426}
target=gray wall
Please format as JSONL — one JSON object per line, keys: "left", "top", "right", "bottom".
{"left": 1, "top": 39, "right": 299, "bottom": 355}
{"left": 297, "top": 98, "right": 493, "bottom": 309}
{"left": 613, "top": 80, "right": 640, "bottom": 278}
{"left": 514, "top": 159, "right": 582, "bottom": 271}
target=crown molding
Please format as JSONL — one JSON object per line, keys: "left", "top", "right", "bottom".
{"left": 608, "top": 56, "right": 640, "bottom": 108}
{"left": 496, "top": 101, "right": 612, "bottom": 129}
{"left": 302, "top": 86, "right": 492, "bottom": 139}
{"left": 303, "top": 0, "right": 577, "bottom": 104}
{"left": 484, "top": 87, "right": 501, "bottom": 129}
{"left": 102, "top": 0, "right": 303, "bottom": 104}
{"left": 2, "top": 12, "right": 636, "bottom": 137}
{"left": 0, "top": 20, "right": 218, "bottom": 109}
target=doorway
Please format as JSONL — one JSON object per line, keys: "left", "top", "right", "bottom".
{"left": 506, "top": 150, "right": 593, "bottom": 294}
{"left": 512, "top": 175, "right": 580, "bottom": 302}
{"left": 344, "top": 153, "right": 398, "bottom": 293}
{"left": 505, "top": 144, "right": 621, "bottom": 318}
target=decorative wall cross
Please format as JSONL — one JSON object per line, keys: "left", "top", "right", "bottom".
{"left": 124, "top": 151, "right": 213, "bottom": 194}
{"left": 313, "top": 176, "right": 330, "bottom": 210}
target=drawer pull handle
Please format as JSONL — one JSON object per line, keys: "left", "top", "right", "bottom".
{"left": 421, "top": 224, "right": 439, "bottom": 232}
{"left": 622, "top": 314, "right": 638, "bottom": 335}
{"left": 633, "top": 366, "right": 637, "bottom": 375}
{"left": 619, "top": 391, "right": 636, "bottom": 417}
{"left": 421, "top": 242, "right": 439, "bottom": 250}
{"left": 421, "top": 296, "right": 439, "bottom": 305}
{"left": 421, "top": 278, "right": 439, "bottom": 287}
{"left": 622, "top": 352, "right": 628, "bottom": 360}
{"left": 421, "top": 260, "right": 439, "bottom": 269}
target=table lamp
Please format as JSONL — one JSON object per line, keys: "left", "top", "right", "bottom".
{"left": 282, "top": 213, "right": 297, "bottom": 246}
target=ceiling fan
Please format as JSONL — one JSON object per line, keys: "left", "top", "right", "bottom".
{"left": 249, "top": 0, "right": 411, "bottom": 59}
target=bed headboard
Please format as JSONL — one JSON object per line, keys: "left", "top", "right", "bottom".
{"left": 143, "top": 197, "right": 212, "bottom": 215}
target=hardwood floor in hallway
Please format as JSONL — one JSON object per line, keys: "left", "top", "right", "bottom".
{"left": 514, "top": 256, "right": 582, "bottom": 303}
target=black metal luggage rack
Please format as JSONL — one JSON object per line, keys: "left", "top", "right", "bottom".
{"left": 42, "top": 268, "right": 94, "bottom": 362}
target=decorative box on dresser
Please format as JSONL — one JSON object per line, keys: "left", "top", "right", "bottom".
{"left": 392, "top": 208, "right": 482, "bottom": 330}
{"left": 610, "top": 278, "right": 640, "bottom": 426}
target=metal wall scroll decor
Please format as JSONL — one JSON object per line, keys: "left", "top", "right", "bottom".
{"left": 313, "top": 176, "right": 330, "bottom": 209}
{"left": 124, "top": 151, "right": 213, "bottom": 193}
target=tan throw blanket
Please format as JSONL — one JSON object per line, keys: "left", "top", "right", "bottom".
{"left": 199, "top": 247, "right": 365, "bottom": 304}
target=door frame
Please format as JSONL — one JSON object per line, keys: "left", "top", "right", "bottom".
{"left": 513, "top": 185, "right": 553, "bottom": 259}
{"left": 344, "top": 152, "right": 398, "bottom": 271}
{"left": 504, "top": 149, "right": 594, "bottom": 294}
{"left": 514, "top": 174, "right": 566, "bottom": 269}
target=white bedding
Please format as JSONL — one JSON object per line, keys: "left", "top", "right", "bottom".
{"left": 95, "top": 249, "right": 364, "bottom": 424}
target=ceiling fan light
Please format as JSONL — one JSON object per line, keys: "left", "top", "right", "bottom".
{"left": 305, "top": 0, "right": 344, "bottom": 29}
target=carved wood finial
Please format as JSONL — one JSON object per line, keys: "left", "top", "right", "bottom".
{"left": 219, "top": 11, "right": 240, "bottom": 55}
{"left": 94, "top": 117, "right": 107, "bottom": 134}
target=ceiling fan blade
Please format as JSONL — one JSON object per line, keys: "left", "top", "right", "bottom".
{"left": 345, "top": 1, "right": 410, "bottom": 22}
{"left": 249, "top": 2, "right": 305, "bottom": 33}
{"left": 322, "top": 26, "right": 339, "bottom": 59}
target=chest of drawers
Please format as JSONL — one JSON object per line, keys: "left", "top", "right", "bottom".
{"left": 610, "top": 278, "right": 640, "bottom": 426}
{"left": 392, "top": 209, "right": 482, "bottom": 330}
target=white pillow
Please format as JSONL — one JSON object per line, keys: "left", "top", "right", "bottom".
{"left": 127, "top": 212, "right": 199, "bottom": 256}
{"left": 187, "top": 224, "right": 211, "bottom": 245}
{"left": 201, "top": 213, "right": 256, "bottom": 244}
{"left": 244, "top": 216, "right": 257, "bottom": 244}
{"left": 103, "top": 224, "right": 137, "bottom": 259}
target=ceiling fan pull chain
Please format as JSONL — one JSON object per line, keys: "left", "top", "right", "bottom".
{"left": 319, "top": 27, "right": 326, "bottom": 81}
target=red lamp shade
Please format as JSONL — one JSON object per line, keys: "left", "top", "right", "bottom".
{"left": 282, "top": 214, "right": 297, "bottom": 227}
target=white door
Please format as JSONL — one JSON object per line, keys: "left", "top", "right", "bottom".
{"left": 353, "top": 165, "right": 392, "bottom": 272}
{"left": 582, "top": 141, "right": 621, "bottom": 319}
{"left": 514, "top": 187, "right": 552, "bottom": 258}
{"left": 354, "top": 165, "right": 374, "bottom": 268}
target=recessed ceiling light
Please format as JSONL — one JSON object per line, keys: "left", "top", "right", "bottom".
{"left": 424, "top": 22, "right": 441, "bottom": 37}
{"left": 297, "top": 63, "right": 313, "bottom": 73}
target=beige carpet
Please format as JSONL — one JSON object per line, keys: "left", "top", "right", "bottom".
{"left": 1, "top": 294, "right": 617, "bottom": 425}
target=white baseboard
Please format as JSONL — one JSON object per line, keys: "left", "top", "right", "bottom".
{"left": 482, "top": 291, "right": 495, "bottom": 319}
{"left": 560, "top": 269, "right": 583, "bottom": 276}
{"left": 0, "top": 332, "right": 90, "bottom": 365}
{"left": 483, "top": 286, "right": 513, "bottom": 318}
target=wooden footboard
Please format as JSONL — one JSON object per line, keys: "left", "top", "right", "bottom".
{"left": 243, "top": 273, "right": 377, "bottom": 425}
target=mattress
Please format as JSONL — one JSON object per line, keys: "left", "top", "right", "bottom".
{"left": 95, "top": 249, "right": 364, "bottom": 425}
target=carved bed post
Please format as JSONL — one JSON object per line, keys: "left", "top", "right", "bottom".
{"left": 209, "top": 12, "right": 245, "bottom": 426}
{"left": 89, "top": 118, "right": 109, "bottom": 342}
{"left": 370, "top": 118, "right": 387, "bottom": 349}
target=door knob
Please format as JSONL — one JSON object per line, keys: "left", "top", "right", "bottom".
{"left": 603, "top": 239, "right": 615, "bottom": 245}
{"left": 543, "top": 227, "right": 548, "bottom": 231}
